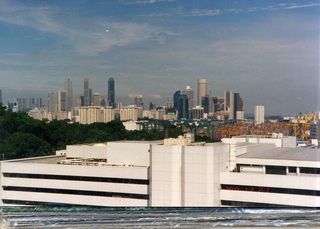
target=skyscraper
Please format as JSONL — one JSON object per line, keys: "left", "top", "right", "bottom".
{"left": 48, "top": 91, "right": 56, "bottom": 113}
{"left": 201, "top": 95, "right": 210, "bottom": 114}
{"left": 173, "top": 90, "right": 181, "bottom": 109}
{"left": 224, "top": 91, "right": 234, "bottom": 119}
{"left": 0, "top": 89, "right": 2, "bottom": 104}
{"left": 134, "top": 95, "right": 143, "bottom": 108}
{"left": 254, "top": 105, "right": 265, "bottom": 124}
{"left": 108, "top": 78, "right": 115, "bottom": 108}
{"left": 65, "top": 78, "right": 73, "bottom": 112}
{"left": 197, "top": 79, "right": 207, "bottom": 106}
{"left": 212, "top": 97, "right": 224, "bottom": 112}
{"left": 84, "top": 78, "right": 92, "bottom": 106}
{"left": 149, "top": 102, "right": 156, "bottom": 110}
{"left": 17, "top": 98, "right": 27, "bottom": 111}
{"left": 234, "top": 93, "right": 244, "bottom": 119}
{"left": 182, "top": 86, "right": 194, "bottom": 110}
{"left": 58, "top": 90, "right": 67, "bottom": 112}
{"left": 93, "top": 93, "right": 100, "bottom": 106}
{"left": 178, "top": 94, "right": 189, "bottom": 119}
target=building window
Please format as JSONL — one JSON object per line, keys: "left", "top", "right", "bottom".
{"left": 265, "top": 166, "right": 286, "bottom": 175}
{"left": 288, "top": 167, "right": 296, "bottom": 173}
{"left": 300, "top": 167, "right": 320, "bottom": 174}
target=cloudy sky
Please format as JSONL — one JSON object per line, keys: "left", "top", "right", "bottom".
{"left": 0, "top": 0, "right": 319, "bottom": 115}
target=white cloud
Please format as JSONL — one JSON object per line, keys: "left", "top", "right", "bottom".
{"left": 189, "top": 9, "right": 222, "bottom": 16}
{"left": 0, "top": 0, "right": 174, "bottom": 56}
{"left": 128, "top": 93, "right": 140, "bottom": 98}
{"left": 147, "top": 94, "right": 162, "bottom": 99}
{"left": 284, "top": 3, "right": 320, "bottom": 9}
{"left": 119, "top": 0, "right": 175, "bottom": 4}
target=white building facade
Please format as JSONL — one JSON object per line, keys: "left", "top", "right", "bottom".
{"left": 1, "top": 135, "right": 320, "bottom": 207}
{"left": 254, "top": 105, "right": 265, "bottom": 124}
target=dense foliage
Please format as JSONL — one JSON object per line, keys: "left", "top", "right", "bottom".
{"left": 0, "top": 103, "right": 183, "bottom": 160}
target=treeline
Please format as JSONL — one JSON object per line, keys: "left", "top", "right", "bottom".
{"left": 0, "top": 103, "right": 182, "bottom": 160}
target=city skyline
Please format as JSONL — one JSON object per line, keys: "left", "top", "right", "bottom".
{"left": 0, "top": 0, "right": 319, "bottom": 115}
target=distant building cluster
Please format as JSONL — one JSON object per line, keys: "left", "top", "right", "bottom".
{"left": 2, "top": 78, "right": 266, "bottom": 124}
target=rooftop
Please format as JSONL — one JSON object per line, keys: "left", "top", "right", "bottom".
{"left": 237, "top": 147, "right": 320, "bottom": 162}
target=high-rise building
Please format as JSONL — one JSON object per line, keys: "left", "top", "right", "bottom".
{"left": 182, "top": 86, "right": 194, "bottom": 110}
{"left": 149, "top": 102, "right": 156, "bottom": 110}
{"left": 29, "top": 98, "right": 35, "bottom": 110}
{"left": 173, "top": 91, "right": 181, "bottom": 109}
{"left": 192, "top": 106, "right": 204, "bottom": 119}
{"left": 58, "top": 90, "right": 67, "bottom": 112}
{"left": 224, "top": 91, "right": 234, "bottom": 119}
{"left": 234, "top": 93, "right": 243, "bottom": 119}
{"left": 254, "top": 105, "right": 265, "bottom": 124}
{"left": 100, "top": 98, "right": 107, "bottom": 107}
{"left": 84, "top": 78, "right": 92, "bottom": 106}
{"left": 8, "top": 101, "right": 18, "bottom": 112}
{"left": 134, "top": 95, "right": 143, "bottom": 108}
{"left": 201, "top": 95, "right": 210, "bottom": 114}
{"left": 48, "top": 92, "right": 56, "bottom": 113}
{"left": 93, "top": 93, "right": 100, "bottom": 106}
{"left": 108, "top": 78, "right": 115, "bottom": 108}
{"left": 65, "top": 78, "right": 73, "bottom": 112}
{"left": 16, "top": 98, "right": 27, "bottom": 111}
{"left": 197, "top": 79, "right": 207, "bottom": 106}
{"left": 212, "top": 97, "right": 224, "bottom": 112}
{"left": 0, "top": 89, "right": 2, "bottom": 103}
{"left": 177, "top": 94, "right": 189, "bottom": 119}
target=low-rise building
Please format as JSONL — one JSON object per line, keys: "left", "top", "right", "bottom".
{"left": 1, "top": 135, "right": 320, "bottom": 207}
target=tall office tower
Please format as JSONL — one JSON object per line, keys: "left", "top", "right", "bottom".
{"left": 0, "top": 89, "right": 2, "bottom": 103}
{"left": 182, "top": 86, "right": 194, "bottom": 110}
{"left": 212, "top": 97, "right": 224, "bottom": 112}
{"left": 149, "top": 102, "right": 156, "bottom": 110}
{"left": 79, "top": 95, "right": 85, "bottom": 106}
{"left": 93, "top": 93, "right": 100, "bottom": 106}
{"left": 17, "top": 98, "right": 27, "bottom": 111}
{"left": 29, "top": 98, "right": 34, "bottom": 110}
{"left": 65, "top": 78, "right": 73, "bottom": 112}
{"left": 224, "top": 91, "right": 235, "bottom": 119}
{"left": 201, "top": 95, "right": 210, "bottom": 113}
{"left": 177, "top": 94, "right": 189, "bottom": 119}
{"left": 167, "top": 99, "right": 174, "bottom": 110}
{"left": 234, "top": 93, "right": 244, "bottom": 119}
{"left": 48, "top": 92, "right": 56, "bottom": 113}
{"left": 36, "top": 98, "right": 43, "bottom": 108}
{"left": 58, "top": 90, "right": 67, "bottom": 112}
{"left": 84, "top": 78, "right": 92, "bottom": 106}
{"left": 173, "top": 91, "right": 181, "bottom": 109}
{"left": 197, "top": 79, "right": 207, "bottom": 106}
{"left": 254, "top": 105, "right": 265, "bottom": 124}
{"left": 134, "top": 95, "right": 143, "bottom": 108}
{"left": 108, "top": 78, "right": 115, "bottom": 108}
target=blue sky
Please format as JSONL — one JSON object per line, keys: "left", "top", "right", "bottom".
{"left": 0, "top": 0, "right": 319, "bottom": 115}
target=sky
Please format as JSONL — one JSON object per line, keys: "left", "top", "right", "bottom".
{"left": 0, "top": 0, "right": 319, "bottom": 116}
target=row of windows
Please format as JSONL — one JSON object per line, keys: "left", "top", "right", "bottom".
{"left": 2, "top": 173, "right": 149, "bottom": 185}
{"left": 3, "top": 186, "right": 149, "bottom": 200}
{"left": 2, "top": 199, "right": 93, "bottom": 207}
{"left": 237, "top": 164, "right": 320, "bottom": 175}
{"left": 221, "top": 184, "right": 320, "bottom": 196}
{"left": 221, "top": 200, "right": 297, "bottom": 208}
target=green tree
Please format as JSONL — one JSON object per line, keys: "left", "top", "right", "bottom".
{"left": 1, "top": 132, "right": 52, "bottom": 160}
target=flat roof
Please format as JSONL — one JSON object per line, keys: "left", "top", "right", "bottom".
{"left": 4, "top": 155, "right": 66, "bottom": 164}
{"left": 237, "top": 147, "right": 320, "bottom": 162}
